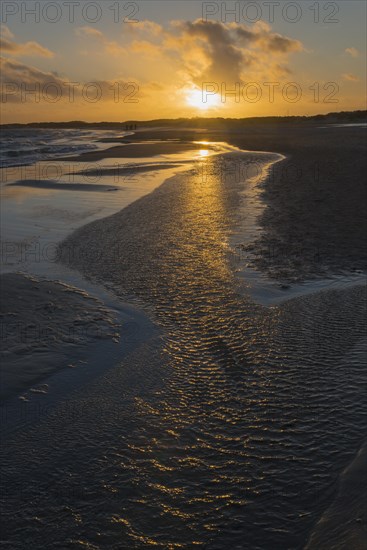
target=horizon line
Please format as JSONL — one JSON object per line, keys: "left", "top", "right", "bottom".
{"left": 1, "top": 109, "right": 367, "bottom": 127}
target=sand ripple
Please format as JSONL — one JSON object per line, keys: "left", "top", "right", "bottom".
{"left": 1, "top": 154, "right": 366, "bottom": 549}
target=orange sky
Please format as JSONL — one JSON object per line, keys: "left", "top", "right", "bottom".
{"left": 0, "top": 1, "right": 365, "bottom": 122}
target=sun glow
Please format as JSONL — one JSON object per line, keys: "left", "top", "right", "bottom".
{"left": 185, "top": 88, "right": 221, "bottom": 110}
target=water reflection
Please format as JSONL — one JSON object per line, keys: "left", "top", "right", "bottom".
{"left": 58, "top": 153, "right": 367, "bottom": 547}
{"left": 1, "top": 151, "right": 366, "bottom": 549}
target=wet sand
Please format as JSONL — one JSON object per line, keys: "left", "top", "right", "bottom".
{"left": 1, "top": 276, "right": 366, "bottom": 548}
{"left": 54, "top": 127, "right": 366, "bottom": 548}
{"left": 0, "top": 273, "right": 119, "bottom": 401}
{"left": 57, "top": 140, "right": 215, "bottom": 162}
{"left": 72, "top": 163, "right": 184, "bottom": 177}
{"left": 1, "top": 143, "right": 214, "bottom": 278}
{"left": 8, "top": 179, "right": 122, "bottom": 192}
{"left": 123, "top": 125, "right": 367, "bottom": 281}
{"left": 1, "top": 127, "right": 366, "bottom": 548}
{"left": 306, "top": 431, "right": 367, "bottom": 549}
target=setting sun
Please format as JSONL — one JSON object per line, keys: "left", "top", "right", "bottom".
{"left": 185, "top": 88, "right": 221, "bottom": 110}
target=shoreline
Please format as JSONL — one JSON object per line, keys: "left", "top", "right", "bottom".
{"left": 2, "top": 132, "right": 365, "bottom": 394}
{"left": 1, "top": 128, "right": 366, "bottom": 548}
{"left": 3, "top": 136, "right": 363, "bottom": 402}
{"left": 0, "top": 139, "right": 235, "bottom": 415}
{"left": 2, "top": 145, "right": 282, "bottom": 408}
{"left": 55, "top": 140, "right": 218, "bottom": 162}
{"left": 55, "top": 137, "right": 367, "bottom": 548}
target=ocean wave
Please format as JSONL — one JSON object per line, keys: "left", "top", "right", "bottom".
{"left": 0, "top": 128, "right": 126, "bottom": 168}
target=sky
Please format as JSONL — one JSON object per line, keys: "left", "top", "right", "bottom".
{"left": 0, "top": 0, "right": 366, "bottom": 122}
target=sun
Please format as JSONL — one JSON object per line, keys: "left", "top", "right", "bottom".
{"left": 185, "top": 88, "right": 221, "bottom": 110}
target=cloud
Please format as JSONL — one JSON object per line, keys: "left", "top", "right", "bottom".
{"left": 231, "top": 21, "right": 302, "bottom": 53}
{"left": 345, "top": 47, "right": 359, "bottom": 58}
{"left": 174, "top": 20, "right": 247, "bottom": 82}
{"left": 130, "top": 40, "right": 161, "bottom": 56}
{"left": 342, "top": 73, "right": 360, "bottom": 82}
{"left": 1, "top": 19, "right": 303, "bottom": 99}
{"left": 75, "top": 26, "right": 104, "bottom": 39}
{"left": 155, "top": 19, "right": 304, "bottom": 87}
{"left": 1, "top": 19, "right": 306, "bottom": 117}
{"left": 0, "top": 25, "right": 54, "bottom": 58}
{"left": 75, "top": 26, "right": 126, "bottom": 56}
{"left": 275, "top": 64, "right": 293, "bottom": 76}
{"left": 264, "top": 33, "right": 303, "bottom": 53}
{"left": 132, "top": 21, "right": 163, "bottom": 36}
{"left": 1, "top": 24, "right": 14, "bottom": 40}
{"left": 0, "top": 57, "right": 68, "bottom": 102}
{"left": 0, "top": 56, "right": 140, "bottom": 104}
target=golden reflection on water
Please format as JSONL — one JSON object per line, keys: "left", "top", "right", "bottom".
{"left": 2, "top": 150, "right": 367, "bottom": 550}
{"left": 111, "top": 153, "right": 292, "bottom": 547}
{"left": 180, "top": 156, "right": 231, "bottom": 280}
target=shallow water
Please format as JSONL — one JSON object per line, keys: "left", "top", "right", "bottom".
{"left": 0, "top": 128, "right": 131, "bottom": 168}
{"left": 0, "top": 141, "right": 227, "bottom": 278}
{"left": 1, "top": 144, "right": 366, "bottom": 549}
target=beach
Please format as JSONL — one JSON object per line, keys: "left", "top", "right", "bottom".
{"left": 306, "top": 437, "right": 367, "bottom": 549}
{"left": 1, "top": 124, "right": 366, "bottom": 549}
{"left": 0, "top": 272, "right": 120, "bottom": 401}
{"left": 123, "top": 124, "right": 367, "bottom": 281}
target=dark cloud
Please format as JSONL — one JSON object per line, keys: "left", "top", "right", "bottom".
{"left": 0, "top": 57, "right": 141, "bottom": 104}
{"left": 0, "top": 29, "right": 54, "bottom": 58}
{"left": 265, "top": 34, "right": 302, "bottom": 53}
{"left": 167, "top": 19, "right": 303, "bottom": 85}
